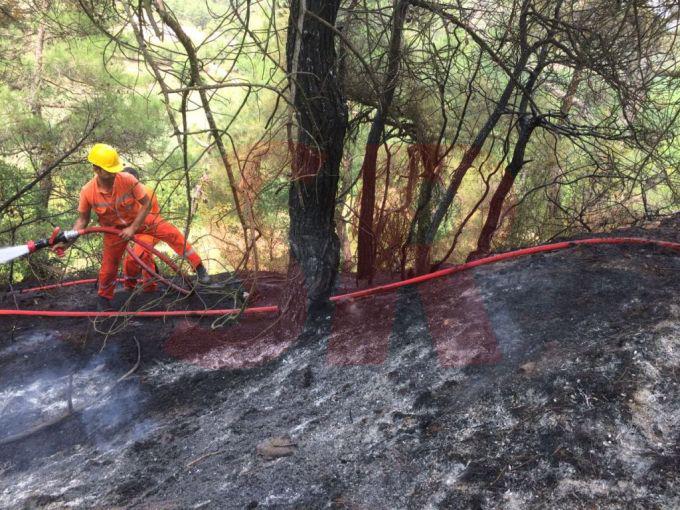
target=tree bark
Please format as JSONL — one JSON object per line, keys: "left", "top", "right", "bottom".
{"left": 406, "top": 0, "right": 533, "bottom": 273}
{"left": 336, "top": 155, "right": 354, "bottom": 274}
{"left": 356, "top": 0, "right": 409, "bottom": 283}
{"left": 468, "top": 44, "right": 551, "bottom": 260}
{"left": 413, "top": 143, "right": 441, "bottom": 275}
{"left": 30, "top": 0, "right": 52, "bottom": 213}
{"left": 467, "top": 122, "right": 535, "bottom": 260}
{"left": 280, "top": 0, "right": 347, "bottom": 334}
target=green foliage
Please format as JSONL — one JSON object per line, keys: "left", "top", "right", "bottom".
{"left": 0, "top": 3, "right": 174, "bottom": 285}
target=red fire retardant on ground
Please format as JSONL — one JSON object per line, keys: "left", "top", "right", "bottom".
{"left": 326, "top": 293, "right": 397, "bottom": 366}
{"left": 420, "top": 271, "right": 501, "bottom": 368}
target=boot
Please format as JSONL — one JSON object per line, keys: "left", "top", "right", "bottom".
{"left": 196, "top": 264, "right": 211, "bottom": 285}
{"left": 97, "top": 296, "right": 114, "bottom": 312}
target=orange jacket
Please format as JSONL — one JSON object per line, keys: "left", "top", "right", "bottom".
{"left": 143, "top": 183, "right": 161, "bottom": 218}
{"left": 78, "top": 172, "right": 147, "bottom": 227}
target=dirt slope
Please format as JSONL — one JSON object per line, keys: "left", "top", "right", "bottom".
{"left": 0, "top": 216, "right": 679, "bottom": 509}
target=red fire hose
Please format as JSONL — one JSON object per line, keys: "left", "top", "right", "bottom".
{"left": 85, "top": 226, "right": 194, "bottom": 294}
{"left": 1, "top": 236, "right": 679, "bottom": 318}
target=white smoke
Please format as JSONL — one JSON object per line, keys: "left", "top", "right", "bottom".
{"left": 0, "top": 331, "right": 152, "bottom": 450}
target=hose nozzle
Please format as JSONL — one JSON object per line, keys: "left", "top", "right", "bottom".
{"left": 28, "top": 228, "right": 81, "bottom": 254}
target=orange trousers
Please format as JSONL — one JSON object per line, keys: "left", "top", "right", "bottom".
{"left": 98, "top": 218, "right": 202, "bottom": 299}
{"left": 122, "top": 233, "right": 158, "bottom": 292}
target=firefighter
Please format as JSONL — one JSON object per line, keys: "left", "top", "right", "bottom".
{"left": 120, "top": 166, "right": 199, "bottom": 295}
{"left": 67, "top": 143, "right": 211, "bottom": 310}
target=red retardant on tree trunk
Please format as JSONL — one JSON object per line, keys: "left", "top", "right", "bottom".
{"left": 356, "top": 144, "right": 380, "bottom": 282}
{"left": 467, "top": 167, "right": 518, "bottom": 262}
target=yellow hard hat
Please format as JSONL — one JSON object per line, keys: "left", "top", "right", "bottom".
{"left": 87, "top": 143, "right": 124, "bottom": 173}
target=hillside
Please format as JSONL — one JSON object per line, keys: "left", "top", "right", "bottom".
{"left": 0, "top": 215, "right": 679, "bottom": 509}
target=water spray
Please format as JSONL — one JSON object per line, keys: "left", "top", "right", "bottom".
{"left": 1, "top": 225, "right": 195, "bottom": 295}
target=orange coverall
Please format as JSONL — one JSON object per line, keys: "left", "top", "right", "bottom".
{"left": 122, "top": 185, "right": 200, "bottom": 292}
{"left": 78, "top": 173, "right": 202, "bottom": 300}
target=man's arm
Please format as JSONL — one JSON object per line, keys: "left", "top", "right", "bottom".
{"left": 53, "top": 209, "right": 90, "bottom": 253}
{"left": 119, "top": 194, "right": 151, "bottom": 240}
{"left": 73, "top": 209, "right": 90, "bottom": 231}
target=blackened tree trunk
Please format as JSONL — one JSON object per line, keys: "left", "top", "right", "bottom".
{"left": 419, "top": 51, "right": 528, "bottom": 261}
{"left": 406, "top": 0, "right": 534, "bottom": 274}
{"left": 413, "top": 143, "right": 441, "bottom": 275}
{"left": 408, "top": 74, "right": 516, "bottom": 273}
{"left": 467, "top": 118, "right": 537, "bottom": 260}
{"left": 356, "top": 130, "right": 380, "bottom": 281}
{"left": 280, "top": 0, "right": 348, "bottom": 333}
{"left": 356, "top": 0, "right": 409, "bottom": 283}
{"left": 468, "top": 45, "right": 550, "bottom": 260}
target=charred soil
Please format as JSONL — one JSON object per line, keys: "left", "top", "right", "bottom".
{"left": 0, "top": 216, "right": 679, "bottom": 509}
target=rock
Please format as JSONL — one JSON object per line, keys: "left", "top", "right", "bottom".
{"left": 256, "top": 436, "right": 296, "bottom": 459}
{"left": 519, "top": 361, "right": 537, "bottom": 375}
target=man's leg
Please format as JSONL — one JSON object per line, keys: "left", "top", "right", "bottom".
{"left": 122, "top": 247, "right": 140, "bottom": 291}
{"left": 141, "top": 255, "right": 159, "bottom": 292}
{"left": 143, "top": 219, "right": 204, "bottom": 271}
{"left": 123, "top": 234, "right": 158, "bottom": 292}
{"left": 99, "top": 232, "right": 128, "bottom": 304}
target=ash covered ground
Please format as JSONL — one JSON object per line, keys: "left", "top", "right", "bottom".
{"left": 0, "top": 216, "right": 679, "bottom": 509}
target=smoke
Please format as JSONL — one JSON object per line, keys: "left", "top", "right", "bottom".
{"left": 72, "top": 341, "right": 153, "bottom": 449}
{"left": 0, "top": 245, "right": 29, "bottom": 264}
{"left": 0, "top": 330, "right": 152, "bottom": 452}
{"left": 0, "top": 331, "right": 72, "bottom": 440}
{"left": 0, "top": 366, "right": 70, "bottom": 439}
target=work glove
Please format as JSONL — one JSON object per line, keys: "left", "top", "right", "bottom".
{"left": 50, "top": 243, "right": 69, "bottom": 257}
{"left": 48, "top": 227, "right": 69, "bottom": 258}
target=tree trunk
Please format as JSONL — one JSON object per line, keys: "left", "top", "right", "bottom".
{"left": 336, "top": 155, "right": 354, "bottom": 274}
{"left": 468, "top": 168, "right": 518, "bottom": 261}
{"left": 280, "top": 0, "right": 347, "bottom": 335}
{"left": 404, "top": 144, "right": 419, "bottom": 208}
{"left": 412, "top": 2, "right": 534, "bottom": 272}
{"left": 468, "top": 45, "right": 551, "bottom": 260}
{"left": 30, "top": 0, "right": 52, "bottom": 213}
{"left": 29, "top": 3, "right": 47, "bottom": 114}
{"left": 467, "top": 120, "right": 535, "bottom": 261}
{"left": 414, "top": 143, "right": 440, "bottom": 275}
{"left": 356, "top": 138, "right": 379, "bottom": 281}
{"left": 411, "top": 49, "right": 530, "bottom": 273}
{"left": 155, "top": 1, "right": 255, "bottom": 268}
{"left": 356, "top": 0, "right": 409, "bottom": 283}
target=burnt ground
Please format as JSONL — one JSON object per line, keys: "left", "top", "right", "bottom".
{"left": 0, "top": 215, "right": 679, "bottom": 509}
